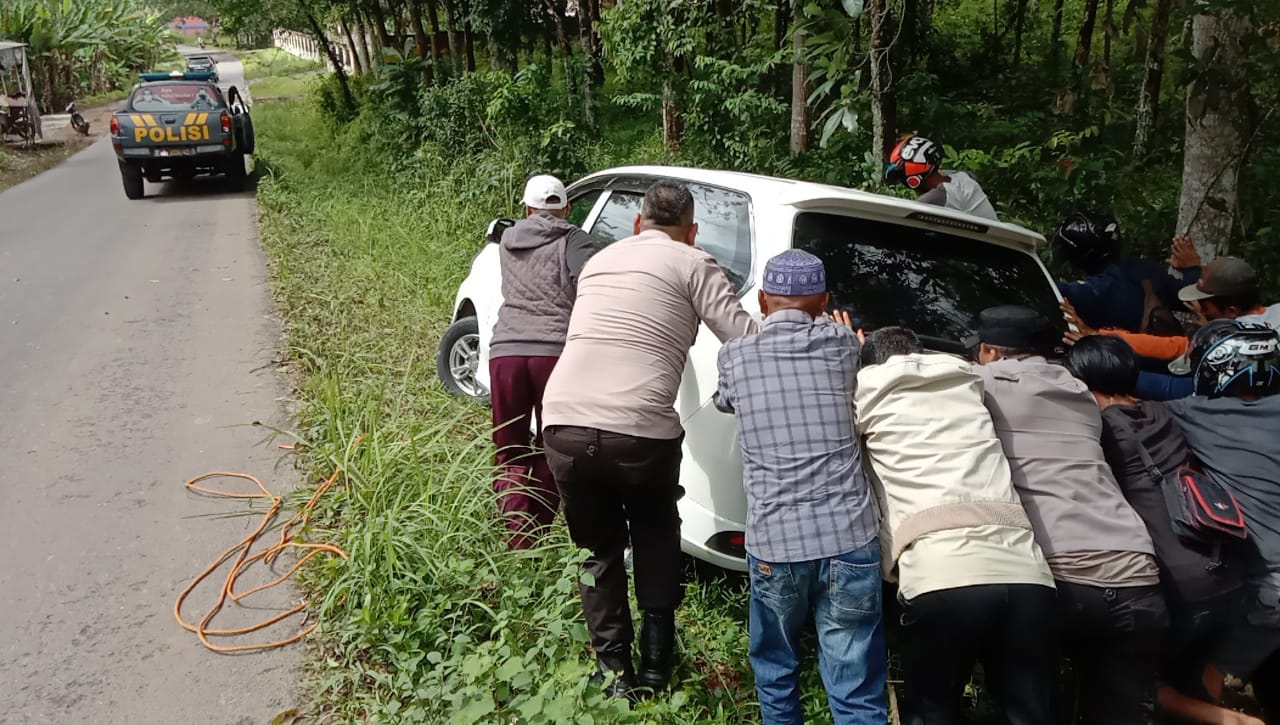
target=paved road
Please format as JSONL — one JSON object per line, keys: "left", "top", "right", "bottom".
{"left": 0, "top": 54, "right": 298, "bottom": 723}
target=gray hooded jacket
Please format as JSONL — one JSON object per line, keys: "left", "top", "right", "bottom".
{"left": 1167, "top": 394, "right": 1280, "bottom": 604}
{"left": 490, "top": 212, "right": 596, "bottom": 359}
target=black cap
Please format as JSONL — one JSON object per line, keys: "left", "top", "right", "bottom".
{"left": 1178, "top": 257, "right": 1259, "bottom": 302}
{"left": 964, "top": 305, "right": 1046, "bottom": 350}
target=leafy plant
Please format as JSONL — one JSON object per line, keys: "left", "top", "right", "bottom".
{"left": 0, "top": 0, "right": 173, "bottom": 110}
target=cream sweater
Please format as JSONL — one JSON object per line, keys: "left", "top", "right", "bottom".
{"left": 855, "top": 353, "right": 1037, "bottom": 572}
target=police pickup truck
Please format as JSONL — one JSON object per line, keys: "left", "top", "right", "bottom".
{"left": 109, "top": 71, "right": 254, "bottom": 199}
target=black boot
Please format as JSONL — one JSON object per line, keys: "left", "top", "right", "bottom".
{"left": 591, "top": 651, "right": 636, "bottom": 699}
{"left": 636, "top": 610, "right": 676, "bottom": 692}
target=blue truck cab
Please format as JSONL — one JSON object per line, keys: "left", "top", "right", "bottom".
{"left": 109, "top": 71, "right": 254, "bottom": 199}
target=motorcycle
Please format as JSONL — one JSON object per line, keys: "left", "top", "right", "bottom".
{"left": 66, "top": 101, "right": 89, "bottom": 136}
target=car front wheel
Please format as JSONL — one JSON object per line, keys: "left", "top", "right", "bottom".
{"left": 436, "top": 316, "right": 489, "bottom": 403}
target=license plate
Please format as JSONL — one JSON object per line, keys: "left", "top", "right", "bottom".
{"left": 157, "top": 147, "right": 192, "bottom": 157}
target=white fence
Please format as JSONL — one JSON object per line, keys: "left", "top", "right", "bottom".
{"left": 273, "top": 29, "right": 357, "bottom": 72}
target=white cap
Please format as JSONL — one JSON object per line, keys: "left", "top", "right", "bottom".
{"left": 521, "top": 174, "right": 568, "bottom": 211}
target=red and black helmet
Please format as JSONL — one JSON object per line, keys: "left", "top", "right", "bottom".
{"left": 884, "top": 135, "right": 942, "bottom": 189}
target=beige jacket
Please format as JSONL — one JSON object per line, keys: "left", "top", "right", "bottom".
{"left": 855, "top": 353, "right": 1034, "bottom": 572}
{"left": 541, "top": 229, "right": 758, "bottom": 439}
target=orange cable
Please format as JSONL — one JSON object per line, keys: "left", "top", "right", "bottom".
{"left": 173, "top": 435, "right": 363, "bottom": 653}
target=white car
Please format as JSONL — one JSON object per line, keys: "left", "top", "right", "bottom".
{"left": 437, "top": 165, "right": 1062, "bottom": 572}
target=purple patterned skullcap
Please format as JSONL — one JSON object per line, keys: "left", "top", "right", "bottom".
{"left": 762, "top": 249, "right": 827, "bottom": 296}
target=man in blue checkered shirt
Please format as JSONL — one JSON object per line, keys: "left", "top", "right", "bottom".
{"left": 714, "top": 249, "right": 886, "bottom": 725}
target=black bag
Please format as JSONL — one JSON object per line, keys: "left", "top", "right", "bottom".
{"left": 1170, "top": 464, "right": 1248, "bottom": 542}
{"left": 1127, "top": 431, "right": 1248, "bottom": 545}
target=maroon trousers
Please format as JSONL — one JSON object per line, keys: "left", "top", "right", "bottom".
{"left": 489, "top": 355, "right": 561, "bottom": 549}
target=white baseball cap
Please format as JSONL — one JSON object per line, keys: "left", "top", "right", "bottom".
{"left": 521, "top": 174, "right": 568, "bottom": 211}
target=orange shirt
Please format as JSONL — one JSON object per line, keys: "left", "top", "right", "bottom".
{"left": 1099, "top": 306, "right": 1269, "bottom": 360}
{"left": 1099, "top": 329, "right": 1189, "bottom": 360}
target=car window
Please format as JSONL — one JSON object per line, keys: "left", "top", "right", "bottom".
{"left": 688, "top": 184, "right": 752, "bottom": 293}
{"left": 793, "top": 212, "right": 1062, "bottom": 353}
{"left": 588, "top": 190, "right": 642, "bottom": 248}
{"left": 129, "top": 83, "right": 223, "bottom": 112}
{"left": 586, "top": 185, "right": 752, "bottom": 292}
{"left": 566, "top": 189, "right": 603, "bottom": 229}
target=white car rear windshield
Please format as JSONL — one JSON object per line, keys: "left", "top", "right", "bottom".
{"left": 129, "top": 83, "right": 222, "bottom": 112}
{"left": 793, "top": 211, "right": 1061, "bottom": 353}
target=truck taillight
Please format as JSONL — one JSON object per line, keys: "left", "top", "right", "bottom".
{"left": 220, "top": 112, "right": 231, "bottom": 134}
{"left": 109, "top": 116, "right": 120, "bottom": 136}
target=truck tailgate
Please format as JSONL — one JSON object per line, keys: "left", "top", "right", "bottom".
{"left": 122, "top": 111, "right": 221, "bottom": 145}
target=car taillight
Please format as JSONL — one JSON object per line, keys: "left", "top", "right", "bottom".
{"left": 220, "top": 112, "right": 231, "bottom": 134}
{"left": 109, "top": 116, "right": 120, "bottom": 136}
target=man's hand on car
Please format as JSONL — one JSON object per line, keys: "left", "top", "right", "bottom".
{"left": 1061, "top": 299, "right": 1096, "bottom": 346}
{"left": 830, "top": 309, "right": 866, "bottom": 343}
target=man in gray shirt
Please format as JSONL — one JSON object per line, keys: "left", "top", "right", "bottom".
{"left": 542, "top": 180, "right": 757, "bottom": 698}
{"left": 971, "top": 305, "right": 1168, "bottom": 725}
{"left": 713, "top": 250, "right": 885, "bottom": 724}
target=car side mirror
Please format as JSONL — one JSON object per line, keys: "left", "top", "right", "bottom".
{"left": 486, "top": 217, "right": 515, "bottom": 244}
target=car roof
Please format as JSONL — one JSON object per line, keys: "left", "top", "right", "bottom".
{"left": 572, "top": 165, "right": 1046, "bottom": 253}
{"left": 135, "top": 80, "right": 218, "bottom": 88}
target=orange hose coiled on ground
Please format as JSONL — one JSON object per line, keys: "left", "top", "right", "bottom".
{"left": 173, "top": 436, "right": 361, "bottom": 653}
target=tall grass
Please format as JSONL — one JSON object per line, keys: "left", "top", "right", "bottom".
{"left": 255, "top": 102, "right": 775, "bottom": 723}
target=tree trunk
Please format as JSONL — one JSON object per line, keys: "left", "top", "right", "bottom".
{"left": 579, "top": 0, "right": 600, "bottom": 86}
{"left": 1131, "top": 0, "right": 1172, "bottom": 159}
{"left": 1073, "top": 0, "right": 1100, "bottom": 69}
{"left": 1012, "top": 0, "right": 1027, "bottom": 71}
{"left": 789, "top": 5, "right": 809, "bottom": 155}
{"left": 442, "top": 0, "right": 463, "bottom": 74}
{"left": 545, "top": 0, "right": 576, "bottom": 92}
{"left": 541, "top": 23, "right": 555, "bottom": 62}
{"left": 407, "top": 0, "right": 434, "bottom": 83}
{"left": 348, "top": 3, "right": 375, "bottom": 70}
{"left": 304, "top": 6, "right": 357, "bottom": 117}
{"left": 340, "top": 18, "right": 366, "bottom": 74}
{"left": 385, "top": 0, "right": 407, "bottom": 45}
{"left": 368, "top": 1, "right": 395, "bottom": 54}
{"left": 903, "top": 0, "right": 918, "bottom": 63}
{"left": 1101, "top": 0, "right": 1115, "bottom": 88}
{"left": 1176, "top": 8, "right": 1255, "bottom": 258}
{"left": 363, "top": 9, "right": 386, "bottom": 66}
{"left": 868, "top": 0, "right": 897, "bottom": 161}
{"left": 774, "top": 0, "right": 788, "bottom": 51}
{"left": 424, "top": 0, "right": 443, "bottom": 61}
{"left": 464, "top": 20, "right": 477, "bottom": 72}
{"left": 547, "top": 0, "right": 574, "bottom": 55}
{"left": 1049, "top": 0, "right": 1066, "bottom": 73}
{"left": 662, "top": 80, "right": 683, "bottom": 151}
{"left": 662, "top": 54, "right": 683, "bottom": 152}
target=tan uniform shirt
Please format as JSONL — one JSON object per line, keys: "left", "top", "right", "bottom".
{"left": 541, "top": 229, "right": 758, "bottom": 440}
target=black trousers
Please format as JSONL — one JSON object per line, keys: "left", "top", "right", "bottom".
{"left": 543, "top": 425, "right": 684, "bottom": 656}
{"left": 1056, "top": 580, "right": 1169, "bottom": 725}
{"left": 899, "top": 583, "right": 1059, "bottom": 725}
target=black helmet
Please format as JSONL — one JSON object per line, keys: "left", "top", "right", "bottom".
{"left": 1052, "top": 211, "right": 1120, "bottom": 268}
{"left": 1189, "top": 320, "right": 1280, "bottom": 399}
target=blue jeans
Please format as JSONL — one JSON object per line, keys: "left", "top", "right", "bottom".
{"left": 748, "top": 539, "right": 887, "bottom": 725}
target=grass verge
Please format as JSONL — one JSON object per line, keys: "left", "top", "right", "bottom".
{"left": 253, "top": 100, "right": 798, "bottom": 723}
{"left": 251, "top": 74, "right": 319, "bottom": 99}
{"left": 242, "top": 48, "right": 324, "bottom": 80}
